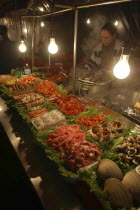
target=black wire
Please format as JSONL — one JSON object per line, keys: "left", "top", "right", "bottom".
{"left": 20, "top": 16, "right": 26, "bottom": 41}
{"left": 128, "top": 2, "right": 133, "bottom": 45}
{"left": 51, "top": 4, "right": 54, "bottom": 37}
{"left": 20, "top": 16, "right": 23, "bottom": 37}
{"left": 123, "top": 2, "right": 133, "bottom": 54}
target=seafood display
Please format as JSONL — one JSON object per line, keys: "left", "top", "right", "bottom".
{"left": 0, "top": 75, "right": 18, "bottom": 85}
{"left": 116, "top": 135, "right": 140, "bottom": 165}
{"left": 104, "top": 178, "right": 132, "bottom": 208}
{"left": 51, "top": 94, "right": 72, "bottom": 106}
{"left": 62, "top": 141, "right": 100, "bottom": 171}
{"left": 1, "top": 73, "right": 140, "bottom": 210}
{"left": 51, "top": 94, "right": 87, "bottom": 116}
{"left": 122, "top": 171, "right": 140, "bottom": 202}
{"left": 13, "top": 92, "right": 45, "bottom": 109}
{"left": 98, "top": 159, "right": 140, "bottom": 207}
{"left": 37, "top": 80, "right": 59, "bottom": 99}
{"left": 8, "top": 76, "right": 41, "bottom": 95}
{"left": 28, "top": 108, "right": 49, "bottom": 118}
{"left": 45, "top": 124, "right": 100, "bottom": 171}
{"left": 60, "top": 99, "right": 86, "bottom": 116}
{"left": 76, "top": 113, "right": 106, "bottom": 130}
{"left": 90, "top": 121, "right": 124, "bottom": 142}
{"left": 97, "top": 159, "right": 123, "bottom": 181}
{"left": 46, "top": 74, "right": 68, "bottom": 82}
{"left": 31, "top": 110, "right": 66, "bottom": 130}
{"left": 10, "top": 76, "right": 40, "bottom": 89}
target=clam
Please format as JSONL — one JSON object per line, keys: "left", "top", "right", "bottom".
{"left": 122, "top": 170, "right": 140, "bottom": 203}
{"left": 104, "top": 178, "right": 132, "bottom": 207}
{"left": 97, "top": 159, "right": 123, "bottom": 181}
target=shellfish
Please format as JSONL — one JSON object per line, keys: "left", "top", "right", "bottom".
{"left": 104, "top": 178, "right": 132, "bottom": 207}
{"left": 97, "top": 159, "right": 123, "bottom": 181}
{"left": 122, "top": 170, "right": 140, "bottom": 203}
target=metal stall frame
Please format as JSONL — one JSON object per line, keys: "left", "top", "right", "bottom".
{"left": 21, "top": 0, "right": 134, "bottom": 94}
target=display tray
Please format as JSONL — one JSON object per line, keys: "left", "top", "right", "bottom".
{"left": 1, "top": 89, "right": 140, "bottom": 210}
{"left": 121, "top": 107, "right": 140, "bottom": 125}
{"left": 0, "top": 96, "right": 104, "bottom": 210}
{"left": 75, "top": 96, "right": 136, "bottom": 127}
{"left": 77, "top": 68, "right": 114, "bottom": 85}
{"left": 122, "top": 112, "right": 140, "bottom": 125}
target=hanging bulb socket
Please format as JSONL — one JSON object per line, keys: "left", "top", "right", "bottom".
{"left": 21, "top": 35, "right": 25, "bottom": 41}
{"left": 122, "top": 41, "right": 131, "bottom": 55}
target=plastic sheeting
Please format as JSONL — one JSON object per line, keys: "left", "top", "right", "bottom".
{"left": 0, "top": 16, "right": 36, "bottom": 62}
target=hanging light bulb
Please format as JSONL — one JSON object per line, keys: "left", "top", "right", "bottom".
{"left": 113, "top": 53, "right": 130, "bottom": 79}
{"left": 87, "top": 18, "right": 91, "bottom": 24}
{"left": 41, "top": 21, "right": 45, "bottom": 27}
{"left": 113, "top": 2, "right": 133, "bottom": 80}
{"left": 39, "top": 7, "right": 44, "bottom": 12}
{"left": 23, "top": 28, "right": 27, "bottom": 33}
{"left": 48, "top": 38, "right": 58, "bottom": 54}
{"left": 114, "top": 20, "right": 118, "bottom": 26}
{"left": 19, "top": 40, "right": 27, "bottom": 53}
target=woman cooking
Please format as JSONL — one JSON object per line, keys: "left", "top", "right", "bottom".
{"left": 84, "top": 22, "right": 123, "bottom": 71}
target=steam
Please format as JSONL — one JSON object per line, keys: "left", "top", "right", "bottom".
{"left": 81, "top": 14, "right": 108, "bottom": 56}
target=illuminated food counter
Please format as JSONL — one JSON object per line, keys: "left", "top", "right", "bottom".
{"left": 0, "top": 74, "right": 140, "bottom": 210}
{"left": 0, "top": 96, "right": 91, "bottom": 210}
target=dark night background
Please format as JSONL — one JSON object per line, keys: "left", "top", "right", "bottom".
{"left": 0, "top": 0, "right": 140, "bottom": 66}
